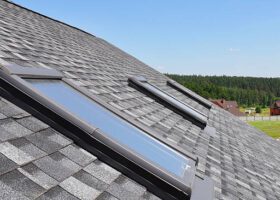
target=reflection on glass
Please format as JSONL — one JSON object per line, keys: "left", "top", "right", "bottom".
{"left": 26, "top": 79, "right": 190, "bottom": 178}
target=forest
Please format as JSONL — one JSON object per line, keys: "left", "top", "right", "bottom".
{"left": 166, "top": 74, "right": 280, "bottom": 107}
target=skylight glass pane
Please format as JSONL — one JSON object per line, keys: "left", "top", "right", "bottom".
{"left": 26, "top": 79, "right": 190, "bottom": 178}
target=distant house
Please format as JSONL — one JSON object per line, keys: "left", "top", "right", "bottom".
{"left": 211, "top": 99, "right": 245, "bottom": 116}
{"left": 270, "top": 100, "right": 280, "bottom": 115}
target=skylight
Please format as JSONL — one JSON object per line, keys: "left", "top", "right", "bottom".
{"left": 128, "top": 76, "right": 208, "bottom": 128}
{"left": 0, "top": 64, "right": 214, "bottom": 200}
{"left": 23, "top": 78, "right": 196, "bottom": 195}
{"left": 25, "top": 79, "right": 193, "bottom": 177}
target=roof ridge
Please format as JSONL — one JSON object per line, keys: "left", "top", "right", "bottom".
{"left": 2, "top": 0, "right": 96, "bottom": 38}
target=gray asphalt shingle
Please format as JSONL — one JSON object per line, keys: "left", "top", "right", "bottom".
{"left": 0, "top": 181, "right": 30, "bottom": 200}
{"left": 33, "top": 151, "right": 81, "bottom": 181}
{"left": 36, "top": 186, "right": 79, "bottom": 200}
{"left": 26, "top": 128, "right": 72, "bottom": 154}
{"left": 18, "top": 163, "right": 58, "bottom": 190}
{"left": 16, "top": 116, "right": 49, "bottom": 132}
{"left": 0, "top": 141, "right": 39, "bottom": 165}
{"left": 73, "top": 170, "right": 108, "bottom": 191}
{"left": 0, "top": 169, "right": 45, "bottom": 199}
{"left": 0, "top": 118, "right": 33, "bottom": 139}
{"left": 60, "top": 176, "right": 102, "bottom": 200}
{"left": 0, "top": 153, "right": 18, "bottom": 176}
{"left": 84, "top": 161, "right": 121, "bottom": 185}
{"left": 59, "top": 144, "right": 97, "bottom": 167}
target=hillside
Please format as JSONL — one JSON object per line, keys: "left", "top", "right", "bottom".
{"left": 166, "top": 74, "right": 280, "bottom": 107}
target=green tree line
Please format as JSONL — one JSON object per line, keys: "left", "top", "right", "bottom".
{"left": 166, "top": 74, "right": 280, "bottom": 107}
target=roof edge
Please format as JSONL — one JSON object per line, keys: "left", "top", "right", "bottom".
{"left": 2, "top": 0, "right": 96, "bottom": 38}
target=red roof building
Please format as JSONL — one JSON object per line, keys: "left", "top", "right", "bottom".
{"left": 270, "top": 100, "right": 280, "bottom": 116}
{"left": 211, "top": 99, "right": 245, "bottom": 116}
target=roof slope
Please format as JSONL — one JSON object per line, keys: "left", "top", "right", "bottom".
{"left": 0, "top": 0, "right": 280, "bottom": 199}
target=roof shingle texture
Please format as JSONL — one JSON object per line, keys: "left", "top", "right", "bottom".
{"left": 0, "top": 1, "right": 280, "bottom": 199}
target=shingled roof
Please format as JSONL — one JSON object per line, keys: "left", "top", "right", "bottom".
{"left": 0, "top": 0, "right": 280, "bottom": 199}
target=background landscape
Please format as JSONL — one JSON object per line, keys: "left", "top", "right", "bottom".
{"left": 167, "top": 74, "right": 280, "bottom": 139}
{"left": 166, "top": 74, "right": 280, "bottom": 107}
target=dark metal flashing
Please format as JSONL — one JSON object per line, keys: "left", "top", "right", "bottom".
{"left": 0, "top": 63, "right": 63, "bottom": 79}
{"left": 128, "top": 76, "right": 208, "bottom": 129}
{"left": 167, "top": 79, "right": 213, "bottom": 109}
{"left": 0, "top": 70, "right": 194, "bottom": 200}
{"left": 1, "top": 0, "right": 96, "bottom": 38}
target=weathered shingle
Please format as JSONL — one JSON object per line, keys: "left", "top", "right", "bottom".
{"left": 33, "top": 151, "right": 81, "bottom": 181}
{"left": 84, "top": 161, "right": 121, "bottom": 185}
{"left": 0, "top": 153, "right": 18, "bottom": 176}
{"left": 26, "top": 128, "right": 72, "bottom": 154}
{"left": 16, "top": 116, "right": 49, "bottom": 132}
{"left": 18, "top": 163, "right": 58, "bottom": 190}
{"left": 0, "top": 118, "right": 33, "bottom": 139}
{"left": 0, "top": 138, "right": 46, "bottom": 165}
{"left": 59, "top": 176, "right": 102, "bottom": 200}
{"left": 0, "top": 169, "right": 45, "bottom": 199}
{"left": 59, "top": 144, "right": 97, "bottom": 167}
{"left": 36, "top": 186, "right": 79, "bottom": 200}
{"left": 0, "top": 181, "right": 30, "bottom": 200}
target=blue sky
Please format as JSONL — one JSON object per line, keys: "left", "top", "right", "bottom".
{"left": 13, "top": 0, "right": 280, "bottom": 77}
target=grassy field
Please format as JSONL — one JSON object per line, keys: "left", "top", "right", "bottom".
{"left": 249, "top": 121, "right": 280, "bottom": 138}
